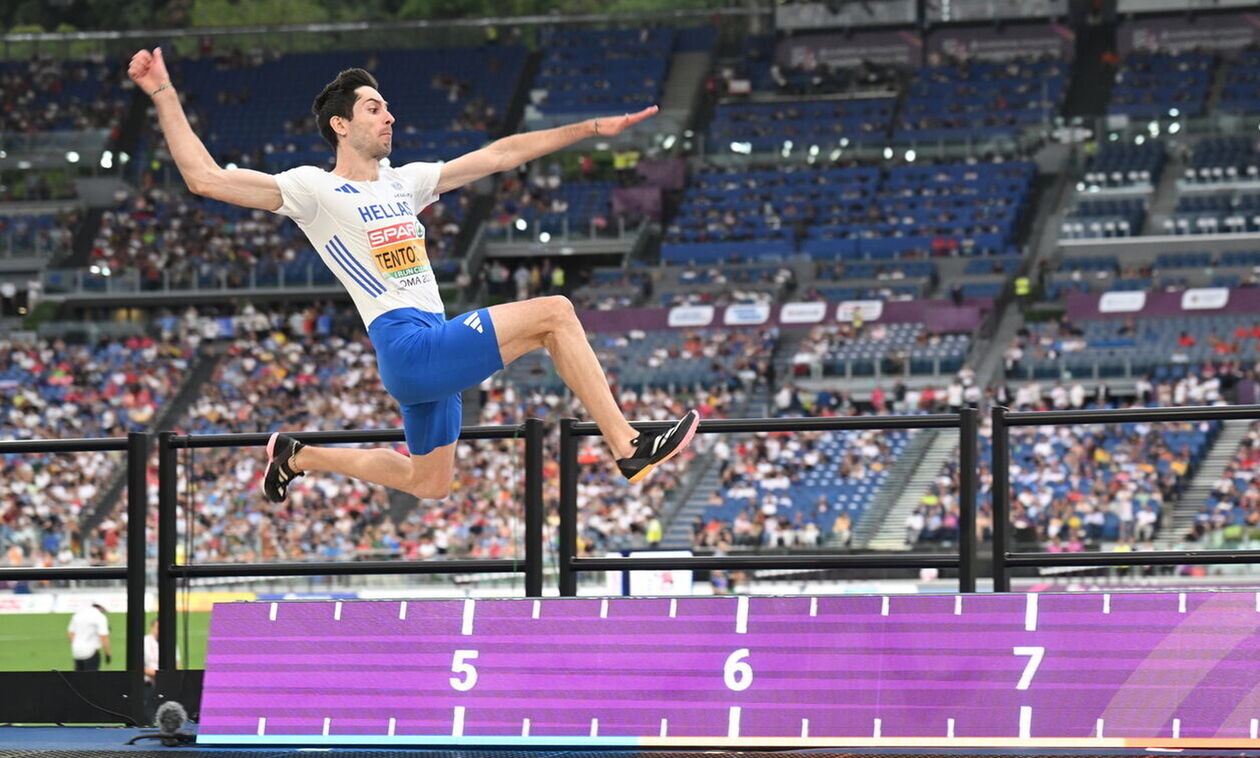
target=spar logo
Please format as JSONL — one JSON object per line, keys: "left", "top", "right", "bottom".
{"left": 368, "top": 221, "right": 422, "bottom": 247}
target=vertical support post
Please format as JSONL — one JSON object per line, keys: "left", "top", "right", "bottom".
{"left": 558, "top": 418, "right": 579, "bottom": 597}
{"left": 156, "top": 432, "right": 177, "bottom": 670}
{"left": 125, "top": 432, "right": 149, "bottom": 726}
{"left": 957, "top": 407, "right": 978, "bottom": 593}
{"left": 522, "top": 419, "right": 544, "bottom": 598}
{"left": 991, "top": 406, "right": 1011, "bottom": 593}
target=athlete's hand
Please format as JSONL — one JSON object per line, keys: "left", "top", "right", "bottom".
{"left": 591, "top": 105, "right": 659, "bottom": 137}
{"left": 128, "top": 47, "right": 171, "bottom": 96}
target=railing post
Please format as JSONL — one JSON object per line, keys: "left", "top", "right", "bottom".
{"left": 558, "top": 417, "right": 579, "bottom": 597}
{"left": 125, "top": 431, "right": 149, "bottom": 726}
{"left": 523, "top": 418, "right": 544, "bottom": 597}
{"left": 157, "top": 432, "right": 178, "bottom": 670}
{"left": 990, "top": 405, "right": 1011, "bottom": 593}
{"left": 957, "top": 407, "right": 978, "bottom": 593}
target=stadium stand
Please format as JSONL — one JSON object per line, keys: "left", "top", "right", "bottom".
{"left": 1109, "top": 51, "right": 1214, "bottom": 120}
{"left": 0, "top": 334, "right": 193, "bottom": 567}
{"left": 895, "top": 58, "right": 1067, "bottom": 142}
{"left": 529, "top": 28, "right": 673, "bottom": 119}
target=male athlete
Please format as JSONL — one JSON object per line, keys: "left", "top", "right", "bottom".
{"left": 127, "top": 47, "right": 698, "bottom": 502}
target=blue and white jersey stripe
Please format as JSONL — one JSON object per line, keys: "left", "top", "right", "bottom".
{"left": 324, "top": 235, "right": 385, "bottom": 297}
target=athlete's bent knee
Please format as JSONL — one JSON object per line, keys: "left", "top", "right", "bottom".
{"left": 544, "top": 295, "right": 576, "bottom": 328}
{"left": 409, "top": 482, "right": 452, "bottom": 500}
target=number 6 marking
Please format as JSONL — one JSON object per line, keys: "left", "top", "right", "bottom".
{"left": 1013, "top": 646, "right": 1044, "bottom": 690}
{"left": 724, "top": 648, "right": 753, "bottom": 691}
{"left": 450, "top": 649, "right": 479, "bottom": 691}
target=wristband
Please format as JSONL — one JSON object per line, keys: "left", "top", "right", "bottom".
{"left": 593, "top": 119, "right": 600, "bottom": 135}
{"left": 151, "top": 82, "right": 172, "bottom": 96}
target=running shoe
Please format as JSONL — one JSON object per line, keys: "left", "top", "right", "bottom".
{"left": 262, "top": 432, "right": 305, "bottom": 503}
{"left": 616, "top": 410, "right": 700, "bottom": 484}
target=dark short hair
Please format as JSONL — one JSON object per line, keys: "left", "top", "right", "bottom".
{"left": 313, "top": 68, "right": 379, "bottom": 151}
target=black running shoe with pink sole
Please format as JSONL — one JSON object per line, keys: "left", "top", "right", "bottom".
{"left": 261, "top": 432, "right": 305, "bottom": 503}
{"left": 616, "top": 410, "right": 700, "bottom": 484}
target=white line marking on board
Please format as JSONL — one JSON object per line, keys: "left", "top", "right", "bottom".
{"left": 269, "top": 603, "right": 277, "bottom": 621}
{"left": 1019, "top": 706, "right": 1032, "bottom": 739}
{"left": 881, "top": 597, "right": 889, "bottom": 616}
{"left": 532, "top": 600, "right": 540, "bottom": 619}
{"left": 399, "top": 602, "right": 407, "bottom": 620}
{"left": 1178, "top": 593, "right": 1187, "bottom": 613}
{"left": 1096, "top": 719, "right": 1104, "bottom": 738}
{"left": 659, "top": 718, "right": 668, "bottom": 738}
{"left": 334, "top": 602, "right": 342, "bottom": 621}
{"left": 736, "top": 596, "right": 749, "bottom": 633}
{"left": 954, "top": 596, "right": 962, "bottom": 615}
{"left": 600, "top": 598, "right": 609, "bottom": 618}
{"left": 1255, "top": 592, "right": 1259, "bottom": 612}
{"left": 452, "top": 707, "right": 465, "bottom": 737}
{"left": 590, "top": 718, "right": 599, "bottom": 737}
{"left": 809, "top": 598, "right": 818, "bottom": 617}
{"left": 728, "top": 707, "right": 741, "bottom": 738}
{"left": 801, "top": 719, "right": 809, "bottom": 738}
{"left": 947, "top": 718, "right": 955, "bottom": 738}
{"left": 522, "top": 718, "right": 530, "bottom": 737}
{"left": 1025, "top": 594, "right": 1038, "bottom": 631}
{"left": 388, "top": 718, "right": 396, "bottom": 736}
{"left": 669, "top": 599, "right": 677, "bottom": 618}
{"left": 1250, "top": 719, "right": 1257, "bottom": 739}
{"left": 322, "top": 718, "right": 330, "bottom": 736}
{"left": 1103, "top": 594, "right": 1110, "bottom": 614}
{"left": 1173, "top": 718, "right": 1181, "bottom": 738}
{"left": 873, "top": 718, "right": 882, "bottom": 738}
{"left": 257, "top": 718, "right": 266, "bottom": 736}
{"left": 461, "top": 599, "right": 475, "bottom": 635}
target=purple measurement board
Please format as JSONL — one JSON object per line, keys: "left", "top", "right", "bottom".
{"left": 197, "top": 592, "right": 1260, "bottom": 747}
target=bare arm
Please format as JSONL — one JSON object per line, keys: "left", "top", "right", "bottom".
{"left": 128, "top": 47, "right": 282, "bottom": 211}
{"left": 435, "top": 105, "right": 658, "bottom": 194}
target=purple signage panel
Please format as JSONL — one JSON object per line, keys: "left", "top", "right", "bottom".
{"left": 198, "top": 592, "right": 1260, "bottom": 748}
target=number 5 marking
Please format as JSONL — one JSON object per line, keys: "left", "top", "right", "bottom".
{"left": 450, "top": 649, "right": 479, "bottom": 691}
{"left": 1013, "top": 646, "right": 1044, "bottom": 690}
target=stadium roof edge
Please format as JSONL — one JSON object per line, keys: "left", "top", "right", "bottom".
{"left": 1, "top": 7, "right": 765, "bottom": 44}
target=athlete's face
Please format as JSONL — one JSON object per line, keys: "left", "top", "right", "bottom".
{"left": 336, "top": 85, "right": 394, "bottom": 160}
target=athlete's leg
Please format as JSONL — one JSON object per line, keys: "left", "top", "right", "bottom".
{"left": 292, "top": 441, "right": 456, "bottom": 500}
{"left": 488, "top": 295, "right": 638, "bottom": 459}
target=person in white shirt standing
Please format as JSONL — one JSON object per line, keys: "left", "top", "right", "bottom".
{"left": 126, "top": 47, "right": 699, "bottom": 503}
{"left": 67, "top": 603, "right": 112, "bottom": 671}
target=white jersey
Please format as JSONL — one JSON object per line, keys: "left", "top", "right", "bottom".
{"left": 67, "top": 606, "right": 109, "bottom": 660}
{"left": 273, "top": 162, "right": 444, "bottom": 327}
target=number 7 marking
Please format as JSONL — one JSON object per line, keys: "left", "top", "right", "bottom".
{"left": 1013, "top": 646, "right": 1044, "bottom": 690}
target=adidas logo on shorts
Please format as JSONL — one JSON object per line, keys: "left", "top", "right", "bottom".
{"left": 462, "top": 312, "right": 484, "bottom": 334}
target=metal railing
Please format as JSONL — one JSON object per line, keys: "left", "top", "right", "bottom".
{"left": 556, "top": 410, "right": 981, "bottom": 595}
{"left": 0, "top": 433, "right": 148, "bottom": 725}
{"left": 990, "top": 404, "right": 1260, "bottom": 592}
{"left": 153, "top": 422, "right": 546, "bottom": 673}
{"left": 11, "top": 404, "right": 1260, "bottom": 723}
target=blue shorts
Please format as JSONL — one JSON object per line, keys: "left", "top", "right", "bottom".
{"left": 367, "top": 307, "right": 503, "bottom": 456}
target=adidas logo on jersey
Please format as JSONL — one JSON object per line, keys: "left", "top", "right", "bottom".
{"left": 333, "top": 183, "right": 360, "bottom": 194}
{"left": 462, "top": 312, "right": 484, "bottom": 334}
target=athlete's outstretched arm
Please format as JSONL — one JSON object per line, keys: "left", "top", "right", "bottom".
{"left": 434, "top": 106, "right": 658, "bottom": 194}
{"left": 128, "top": 47, "right": 283, "bottom": 211}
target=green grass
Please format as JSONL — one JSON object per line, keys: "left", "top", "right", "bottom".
{"left": 0, "top": 612, "right": 211, "bottom": 672}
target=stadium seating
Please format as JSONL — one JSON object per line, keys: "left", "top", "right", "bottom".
{"left": 663, "top": 159, "right": 1033, "bottom": 265}
{"left": 1109, "top": 51, "right": 1213, "bottom": 119}
{"left": 896, "top": 59, "right": 1066, "bottom": 142}
{"left": 1218, "top": 49, "right": 1260, "bottom": 115}
{"left": 0, "top": 335, "right": 192, "bottom": 566}
{"left": 530, "top": 28, "right": 673, "bottom": 118}
{"left": 174, "top": 45, "right": 525, "bottom": 170}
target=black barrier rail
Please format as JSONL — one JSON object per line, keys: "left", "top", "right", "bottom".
{"left": 990, "top": 404, "right": 1260, "bottom": 592}
{"left": 0, "top": 432, "right": 148, "bottom": 726}
{"left": 154, "top": 421, "right": 547, "bottom": 672}
{"left": 557, "top": 410, "right": 980, "bottom": 596}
